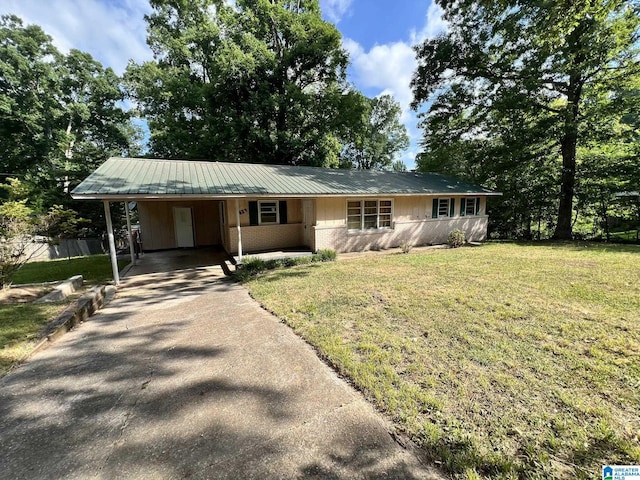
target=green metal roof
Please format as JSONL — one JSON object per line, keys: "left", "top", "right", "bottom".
{"left": 71, "top": 157, "right": 500, "bottom": 199}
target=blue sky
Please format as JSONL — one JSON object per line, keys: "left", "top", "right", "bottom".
{"left": 0, "top": 0, "right": 446, "bottom": 169}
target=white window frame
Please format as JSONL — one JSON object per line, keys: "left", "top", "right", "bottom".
{"left": 346, "top": 199, "right": 393, "bottom": 231}
{"left": 437, "top": 198, "right": 450, "bottom": 218}
{"left": 258, "top": 200, "right": 279, "bottom": 225}
{"left": 465, "top": 197, "right": 479, "bottom": 216}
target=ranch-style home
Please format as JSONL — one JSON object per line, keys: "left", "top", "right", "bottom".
{"left": 72, "top": 157, "right": 500, "bottom": 279}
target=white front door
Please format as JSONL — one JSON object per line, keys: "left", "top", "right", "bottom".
{"left": 302, "top": 200, "right": 314, "bottom": 247}
{"left": 174, "top": 207, "right": 195, "bottom": 248}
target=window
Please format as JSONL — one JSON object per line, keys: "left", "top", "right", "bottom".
{"left": 258, "top": 201, "right": 279, "bottom": 224}
{"left": 248, "top": 200, "right": 287, "bottom": 225}
{"left": 460, "top": 197, "right": 481, "bottom": 216}
{"left": 347, "top": 199, "right": 393, "bottom": 231}
{"left": 432, "top": 198, "right": 455, "bottom": 218}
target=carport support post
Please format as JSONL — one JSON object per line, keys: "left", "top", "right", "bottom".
{"left": 124, "top": 201, "right": 135, "bottom": 265}
{"left": 103, "top": 200, "right": 120, "bottom": 286}
{"left": 235, "top": 198, "right": 243, "bottom": 261}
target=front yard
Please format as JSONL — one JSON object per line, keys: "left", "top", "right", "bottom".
{"left": 0, "top": 254, "right": 127, "bottom": 376}
{"left": 245, "top": 243, "right": 640, "bottom": 479}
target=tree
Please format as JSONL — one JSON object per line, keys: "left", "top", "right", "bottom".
{"left": 126, "top": 0, "right": 358, "bottom": 166}
{"left": 44, "top": 205, "right": 89, "bottom": 260}
{"left": 0, "top": 179, "right": 45, "bottom": 288}
{"left": 341, "top": 94, "right": 409, "bottom": 170}
{"left": 412, "top": 0, "right": 640, "bottom": 239}
{"left": 0, "top": 15, "right": 61, "bottom": 177}
{"left": 0, "top": 16, "right": 140, "bottom": 233}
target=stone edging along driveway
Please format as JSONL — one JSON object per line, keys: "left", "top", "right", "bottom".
{"left": 23, "top": 284, "right": 112, "bottom": 363}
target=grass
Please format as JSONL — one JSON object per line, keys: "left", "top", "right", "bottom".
{"left": 12, "top": 254, "right": 128, "bottom": 285}
{"left": 1, "top": 254, "right": 128, "bottom": 376}
{"left": 610, "top": 229, "right": 639, "bottom": 242}
{"left": 0, "top": 302, "right": 69, "bottom": 376}
{"left": 245, "top": 242, "right": 640, "bottom": 479}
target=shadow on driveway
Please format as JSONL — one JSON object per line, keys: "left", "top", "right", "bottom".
{"left": 0, "top": 264, "right": 443, "bottom": 479}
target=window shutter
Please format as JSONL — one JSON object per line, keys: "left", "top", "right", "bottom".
{"left": 249, "top": 201, "right": 258, "bottom": 226}
{"left": 279, "top": 200, "right": 287, "bottom": 224}
{"left": 475, "top": 197, "right": 481, "bottom": 215}
{"left": 460, "top": 198, "right": 467, "bottom": 216}
{"left": 432, "top": 198, "right": 438, "bottom": 218}
{"left": 449, "top": 198, "right": 455, "bottom": 217}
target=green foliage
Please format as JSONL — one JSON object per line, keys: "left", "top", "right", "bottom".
{"left": 341, "top": 94, "right": 409, "bottom": 170}
{"left": 447, "top": 229, "right": 465, "bottom": 248}
{"left": 411, "top": 1, "right": 640, "bottom": 240}
{"left": 235, "top": 250, "right": 337, "bottom": 281}
{"left": 0, "top": 200, "right": 37, "bottom": 288}
{"left": 127, "top": 0, "right": 357, "bottom": 167}
{"left": 0, "top": 15, "right": 140, "bottom": 232}
{"left": 43, "top": 205, "right": 89, "bottom": 259}
{"left": 315, "top": 248, "right": 337, "bottom": 261}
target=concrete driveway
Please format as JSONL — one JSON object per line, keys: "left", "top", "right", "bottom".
{"left": 0, "top": 262, "right": 442, "bottom": 479}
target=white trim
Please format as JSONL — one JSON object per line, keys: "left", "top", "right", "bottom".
{"left": 235, "top": 199, "right": 243, "bottom": 261}
{"left": 258, "top": 200, "right": 280, "bottom": 225}
{"left": 124, "top": 201, "right": 135, "bottom": 265}
{"left": 103, "top": 201, "right": 120, "bottom": 286}
{"left": 346, "top": 198, "right": 394, "bottom": 233}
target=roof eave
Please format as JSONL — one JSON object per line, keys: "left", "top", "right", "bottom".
{"left": 71, "top": 191, "right": 503, "bottom": 201}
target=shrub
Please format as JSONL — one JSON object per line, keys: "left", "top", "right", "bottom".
{"left": 400, "top": 241, "right": 413, "bottom": 254}
{"left": 447, "top": 229, "right": 466, "bottom": 248}
{"left": 235, "top": 249, "right": 337, "bottom": 281}
{"left": 315, "top": 249, "right": 337, "bottom": 262}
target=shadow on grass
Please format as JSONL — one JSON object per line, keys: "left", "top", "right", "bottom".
{"left": 0, "top": 266, "right": 429, "bottom": 480}
{"left": 492, "top": 240, "right": 640, "bottom": 254}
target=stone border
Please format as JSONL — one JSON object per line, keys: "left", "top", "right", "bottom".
{"left": 27, "top": 285, "right": 108, "bottom": 359}
{"left": 34, "top": 275, "right": 83, "bottom": 303}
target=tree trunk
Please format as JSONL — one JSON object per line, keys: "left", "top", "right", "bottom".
{"left": 553, "top": 20, "right": 587, "bottom": 241}
{"left": 553, "top": 76, "right": 582, "bottom": 240}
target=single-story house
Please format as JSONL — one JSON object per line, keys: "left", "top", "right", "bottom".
{"left": 71, "top": 157, "right": 500, "bottom": 283}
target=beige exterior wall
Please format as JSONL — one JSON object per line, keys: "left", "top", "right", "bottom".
{"left": 138, "top": 200, "right": 221, "bottom": 251}
{"left": 139, "top": 195, "right": 490, "bottom": 254}
{"left": 313, "top": 196, "right": 488, "bottom": 253}
{"left": 223, "top": 198, "right": 305, "bottom": 254}
{"left": 227, "top": 224, "right": 304, "bottom": 254}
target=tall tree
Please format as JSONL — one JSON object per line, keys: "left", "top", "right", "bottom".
{"left": 127, "top": 0, "right": 357, "bottom": 166}
{"left": 412, "top": 0, "right": 640, "bottom": 239}
{"left": 341, "top": 94, "right": 409, "bottom": 170}
{"left": 0, "top": 16, "right": 139, "bottom": 231}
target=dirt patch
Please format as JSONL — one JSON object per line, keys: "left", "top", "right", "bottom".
{"left": 0, "top": 286, "right": 54, "bottom": 304}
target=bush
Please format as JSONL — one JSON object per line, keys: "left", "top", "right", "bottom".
{"left": 235, "top": 249, "right": 337, "bottom": 281}
{"left": 316, "top": 249, "right": 337, "bottom": 262}
{"left": 447, "top": 229, "right": 466, "bottom": 248}
{"left": 400, "top": 241, "right": 413, "bottom": 254}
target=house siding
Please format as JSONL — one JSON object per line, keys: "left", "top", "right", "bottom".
{"left": 227, "top": 224, "right": 304, "bottom": 254}
{"left": 138, "top": 200, "right": 221, "bottom": 251}
{"left": 223, "top": 198, "right": 305, "bottom": 254}
{"left": 313, "top": 196, "right": 487, "bottom": 252}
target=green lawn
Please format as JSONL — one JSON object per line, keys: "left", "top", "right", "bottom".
{"left": 611, "top": 229, "right": 639, "bottom": 242}
{"left": 245, "top": 243, "right": 640, "bottom": 480}
{"left": 1, "top": 254, "right": 128, "bottom": 376}
{"left": 0, "top": 302, "right": 69, "bottom": 376}
{"left": 12, "top": 254, "right": 128, "bottom": 285}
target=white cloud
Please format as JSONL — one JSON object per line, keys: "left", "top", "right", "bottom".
{"left": 343, "top": 1, "right": 447, "bottom": 170}
{"left": 344, "top": 37, "right": 417, "bottom": 127}
{"left": 320, "top": 0, "right": 352, "bottom": 23}
{"left": 0, "top": 0, "right": 153, "bottom": 74}
{"left": 410, "top": 1, "right": 447, "bottom": 44}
